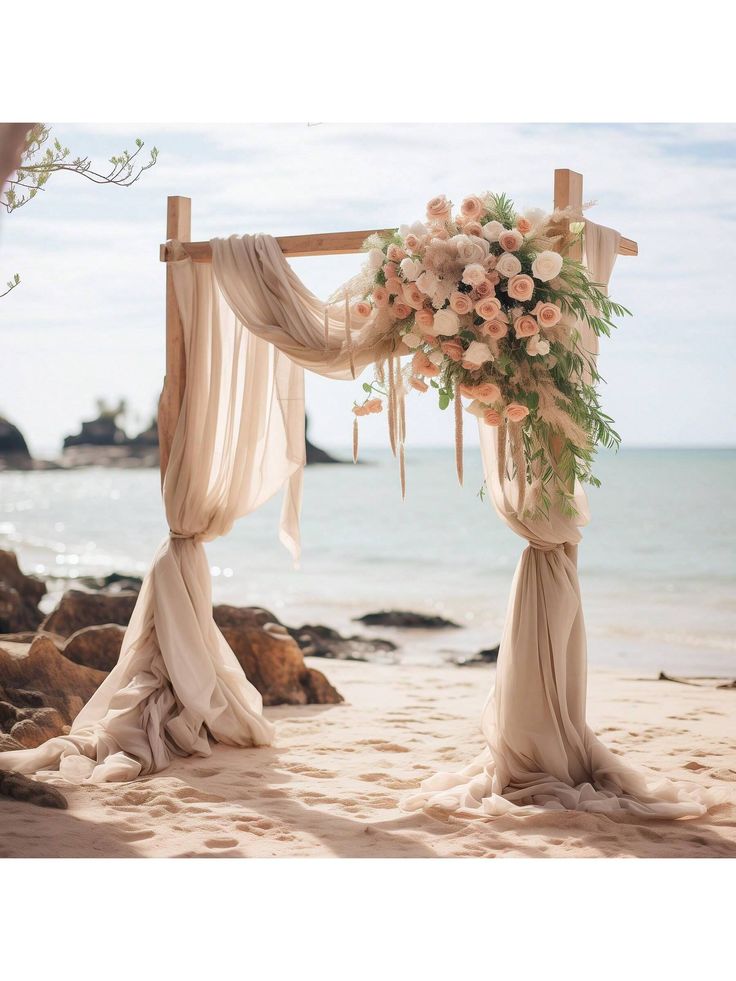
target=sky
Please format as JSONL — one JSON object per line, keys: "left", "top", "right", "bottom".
{"left": 1, "top": 122, "right": 735, "bottom": 456}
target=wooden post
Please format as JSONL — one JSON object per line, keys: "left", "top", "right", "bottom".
{"left": 159, "top": 195, "right": 191, "bottom": 482}
{"left": 553, "top": 168, "right": 584, "bottom": 261}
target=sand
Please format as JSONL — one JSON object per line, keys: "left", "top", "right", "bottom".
{"left": 1, "top": 661, "right": 734, "bottom": 859}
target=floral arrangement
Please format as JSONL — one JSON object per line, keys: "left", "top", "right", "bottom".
{"left": 347, "top": 191, "right": 630, "bottom": 516}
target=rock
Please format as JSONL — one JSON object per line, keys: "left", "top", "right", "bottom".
{"left": 10, "top": 707, "right": 66, "bottom": 748}
{"left": 40, "top": 589, "right": 138, "bottom": 638}
{"left": 63, "top": 413, "right": 127, "bottom": 448}
{"left": 213, "top": 605, "right": 280, "bottom": 631}
{"left": 0, "top": 770, "right": 67, "bottom": 809}
{"left": 62, "top": 623, "right": 125, "bottom": 672}
{"left": 0, "top": 635, "right": 107, "bottom": 725}
{"left": 305, "top": 414, "right": 343, "bottom": 465}
{"left": 0, "top": 550, "right": 46, "bottom": 631}
{"left": 220, "top": 625, "right": 342, "bottom": 706}
{"left": 288, "top": 623, "right": 397, "bottom": 662}
{"left": 354, "top": 609, "right": 461, "bottom": 629}
{"left": 0, "top": 415, "right": 32, "bottom": 470}
{"left": 0, "top": 734, "right": 23, "bottom": 751}
{"left": 74, "top": 572, "right": 143, "bottom": 594}
{"left": 448, "top": 645, "right": 500, "bottom": 667}
{"left": 129, "top": 418, "right": 159, "bottom": 448}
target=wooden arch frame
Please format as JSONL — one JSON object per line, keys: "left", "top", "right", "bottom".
{"left": 158, "top": 168, "right": 638, "bottom": 477}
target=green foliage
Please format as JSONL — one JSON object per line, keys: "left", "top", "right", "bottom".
{"left": 2, "top": 125, "right": 158, "bottom": 215}
{"left": 1, "top": 125, "right": 158, "bottom": 299}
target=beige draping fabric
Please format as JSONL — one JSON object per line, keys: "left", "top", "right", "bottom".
{"left": 0, "top": 234, "right": 386, "bottom": 784}
{"left": 404, "top": 222, "right": 723, "bottom": 818}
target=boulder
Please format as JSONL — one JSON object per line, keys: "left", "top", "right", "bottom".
{"left": 288, "top": 623, "right": 397, "bottom": 662}
{"left": 0, "top": 635, "right": 107, "bottom": 725}
{"left": 10, "top": 707, "right": 66, "bottom": 748}
{"left": 62, "top": 623, "right": 125, "bottom": 672}
{"left": 0, "top": 550, "right": 46, "bottom": 631}
{"left": 74, "top": 572, "right": 143, "bottom": 594}
{"left": 40, "top": 589, "right": 138, "bottom": 637}
{"left": 220, "top": 625, "right": 342, "bottom": 706}
{"left": 0, "top": 770, "right": 67, "bottom": 809}
{"left": 213, "top": 605, "right": 279, "bottom": 631}
{"left": 0, "top": 734, "right": 23, "bottom": 752}
{"left": 448, "top": 645, "right": 500, "bottom": 667}
{"left": 354, "top": 609, "right": 461, "bottom": 629}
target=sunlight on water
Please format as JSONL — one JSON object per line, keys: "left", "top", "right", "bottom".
{"left": 1, "top": 448, "right": 734, "bottom": 675}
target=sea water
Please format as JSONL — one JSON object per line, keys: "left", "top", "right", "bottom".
{"left": 1, "top": 448, "right": 734, "bottom": 676}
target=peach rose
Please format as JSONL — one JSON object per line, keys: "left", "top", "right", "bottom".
{"left": 402, "top": 332, "right": 423, "bottom": 349}
{"left": 440, "top": 339, "right": 464, "bottom": 362}
{"left": 475, "top": 296, "right": 502, "bottom": 320}
{"left": 426, "top": 195, "right": 452, "bottom": 223}
{"left": 532, "top": 301, "right": 562, "bottom": 327}
{"left": 387, "top": 244, "right": 406, "bottom": 262}
{"left": 412, "top": 351, "right": 440, "bottom": 377}
{"left": 495, "top": 253, "right": 522, "bottom": 278}
{"left": 353, "top": 300, "right": 372, "bottom": 319}
{"left": 499, "top": 228, "right": 524, "bottom": 252}
{"left": 506, "top": 403, "right": 530, "bottom": 422}
{"left": 531, "top": 249, "right": 563, "bottom": 282}
{"left": 460, "top": 195, "right": 485, "bottom": 221}
{"left": 415, "top": 308, "right": 434, "bottom": 331}
{"left": 463, "top": 220, "right": 483, "bottom": 237}
{"left": 450, "top": 291, "right": 474, "bottom": 315}
{"left": 482, "top": 319, "right": 509, "bottom": 340}
{"left": 404, "top": 233, "right": 421, "bottom": 252}
{"left": 383, "top": 261, "right": 398, "bottom": 279}
{"left": 371, "top": 286, "right": 389, "bottom": 307}
{"left": 409, "top": 377, "right": 429, "bottom": 393}
{"left": 429, "top": 225, "right": 450, "bottom": 240}
{"left": 385, "top": 276, "right": 403, "bottom": 296}
{"left": 486, "top": 270, "right": 501, "bottom": 286}
{"left": 514, "top": 315, "right": 539, "bottom": 338}
{"left": 516, "top": 217, "right": 532, "bottom": 234}
{"left": 507, "top": 274, "right": 535, "bottom": 302}
{"left": 392, "top": 302, "right": 412, "bottom": 320}
{"left": 483, "top": 409, "right": 503, "bottom": 426}
{"left": 459, "top": 382, "right": 501, "bottom": 403}
{"left": 402, "top": 282, "right": 424, "bottom": 309}
{"left": 472, "top": 279, "right": 494, "bottom": 300}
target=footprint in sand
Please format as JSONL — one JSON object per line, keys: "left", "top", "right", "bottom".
{"left": 712, "top": 768, "right": 736, "bottom": 781}
{"left": 356, "top": 740, "right": 410, "bottom": 753}
{"left": 204, "top": 837, "right": 239, "bottom": 849}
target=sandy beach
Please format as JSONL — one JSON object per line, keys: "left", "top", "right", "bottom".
{"left": 2, "top": 661, "right": 734, "bottom": 859}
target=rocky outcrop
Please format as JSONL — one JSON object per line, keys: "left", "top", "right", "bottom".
{"left": 354, "top": 609, "right": 461, "bottom": 629}
{"left": 40, "top": 589, "right": 138, "bottom": 637}
{"left": 0, "top": 550, "right": 46, "bottom": 632}
{"left": 61, "top": 412, "right": 159, "bottom": 469}
{"left": 0, "top": 634, "right": 107, "bottom": 725}
{"left": 0, "top": 415, "right": 32, "bottom": 470}
{"left": 63, "top": 414, "right": 127, "bottom": 448}
{"left": 448, "top": 645, "right": 499, "bottom": 667}
{"left": 304, "top": 414, "right": 342, "bottom": 465}
{"left": 62, "top": 623, "right": 127, "bottom": 672}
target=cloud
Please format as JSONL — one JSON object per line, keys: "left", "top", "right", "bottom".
{"left": 2, "top": 122, "right": 734, "bottom": 454}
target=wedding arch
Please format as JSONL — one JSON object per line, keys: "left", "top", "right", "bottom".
{"left": 0, "top": 169, "right": 719, "bottom": 819}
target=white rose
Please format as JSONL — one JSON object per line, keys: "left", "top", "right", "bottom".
{"left": 400, "top": 257, "right": 423, "bottom": 282}
{"left": 402, "top": 332, "right": 423, "bottom": 349}
{"left": 496, "top": 253, "right": 522, "bottom": 278}
{"left": 463, "top": 340, "right": 494, "bottom": 368}
{"left": 431, "top": 308, "right": 460, "bottom": 336}
{"left": 451, "top": 234, "right": 487, "bottom": 264}
{"left": 367, "top": 248, "right": 384, "bottom": 271}
{"left": 526, "top": 335, "right": 550, "bottom": 357}
{"left": 461, "top": 263, "right": 486, "bottom": 287}
{"left": 481, "top": 220, "right": 504, "bottom": 243}
{"left": 416, "top": 270, "right": 438, "bottom": 295}
{"left": 428, "top": 350, "right": 444, "bottom": 366}
{"left": 531, "top": 250, "right": 563, "bottom": 282}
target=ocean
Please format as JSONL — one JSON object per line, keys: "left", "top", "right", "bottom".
{"left": 1, "top": 448, "right": 734, "bottom": 677}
